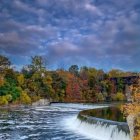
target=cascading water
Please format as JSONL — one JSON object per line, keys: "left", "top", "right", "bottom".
{"left": 63, "top": 115, "right": 131, "bottom": 140}
{"left": 0, "top": 103, "right": 130, "bottom": 140}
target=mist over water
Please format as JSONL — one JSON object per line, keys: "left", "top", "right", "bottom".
{"left": 0, "top": 103, "right": 130, "bottom": 140}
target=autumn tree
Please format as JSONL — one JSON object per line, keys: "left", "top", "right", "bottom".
{"left": 108, "top": 69, "right": 125, "bottom": 78}
{"left": 20, "top": 91, "right": 31, "bottom": 104}
{"left": 79, "top": 66, "right": 88, "bottom": 80}
{"left": 17, "top": 74, "right": 24, "bottom": 86}
{"left": 0, "top": 75, "right": 5, "bottom": 87}
{"left": 66, "top": 73, "right": 82, "bottom": 102}
{"left": 121, "top": 79, "right": 140, "bottom": 140}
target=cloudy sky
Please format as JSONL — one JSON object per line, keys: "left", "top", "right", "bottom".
{"left": 0, "top": 0, "right": 140, "bottom": 71}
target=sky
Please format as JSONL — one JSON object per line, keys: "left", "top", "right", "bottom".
{"left": 0, "top": 0, "right": 140, "bottom": 71}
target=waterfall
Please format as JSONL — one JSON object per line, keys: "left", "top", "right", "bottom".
{"left": 63, "top": 115, "right": 131, "bottom": 140}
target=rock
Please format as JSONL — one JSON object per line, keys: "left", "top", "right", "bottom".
{"left": 127, "top": 113, "right": 140, "bottom": 140}
{"left": 32, "top": 99, "right": 50, "bottom": 107}
{"left": 134, "top": 113, "right": 140, "bottom": 138}
{"left": 127, "top": 114, "right": 135, "bottom": 139}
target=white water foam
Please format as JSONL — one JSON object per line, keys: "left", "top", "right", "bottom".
{"left": 50, "top": 103, "right": 108, "bottom": 111}
{"left": 34, "top": 103, "right": 108, "bottom": 112}
{"left": 63, "top": 115, "right": 131, "bottom": 140}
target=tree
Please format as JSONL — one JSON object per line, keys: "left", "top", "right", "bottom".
{"left": 26, "top": 56, "right": 46, "bottom": 74}
{"left": 88, "top": 68, "right": 98, "bottom": 78}
{"left": 29, "top": 56, "right": 47, "bottom": 72}
{"left": 0, "top": 96, "right": 8, "bottom": 105}
{"left": 66, "top": 74, "right": 82, "bottom": 101}
{"left": 108, "top": 69, "right": 124, "bottom": 78}
{"left": 20, "top": 91, "right": 31, "bottom": 104}
{"left": 0, "top": 55, "right": 11, "bottom": 72}
{"left": 43, "top": 75, "right": 53, "bottom": 85}
{"left": 121, "top": 79, "right": 140, "bottom": 140}
{"left": 0, "top": 75, "right": 5, "bottom": 87}
{"left": 79, "top": 66, "right": 88, "bottom": 80}
{"left": 117, "top": 78, "right": 124, "bottom": 92}
{"left": 115, "top": 92, "right": 125, "bottom": 101}
{"left": 69, "top": 65, "right": 79, "bottom": 76}
{"left": 17, "top": 74, "right": 24, "bottom": 86}
{"left": 96, "top": 69, "right": 105, "bottom": 81}
{"left": 95, "top": 92, "right": 104, "bottom": 102}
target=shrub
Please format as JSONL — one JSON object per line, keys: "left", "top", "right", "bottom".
{"left": 0, "top": 96, "right": 8, "bottom": 105}
{"left": 20, "top": 91, "right": 31, "bottom": 104}
{"left": 17, "top": 74, "right": 24, "bottom": 86}
{"left": 95, "top": 92, "right": 104, "bottom": 102}
{"left": 115, "top": 92, "right": 125, "bottom": 101}
{"left": 5, "top": 94, "right": 12, "bottom": 102}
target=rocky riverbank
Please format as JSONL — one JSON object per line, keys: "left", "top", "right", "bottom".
{"left": 127, "top": 113, "right": 140, "bottom": 140}
{"left": 32, "top": 99, "right": 50, "bottom": 107}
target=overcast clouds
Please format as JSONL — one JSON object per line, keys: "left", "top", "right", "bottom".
{"left": 0, "top": 0, "right": 140, "bottom": 71}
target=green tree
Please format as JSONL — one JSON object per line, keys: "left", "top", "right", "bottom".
{"left": 0, "top": 55, "right": 11, "bottom": 73}
{"left": 69, "top": 65, "right": 79, "bottom": 76}
{"left": 117, "top": 78, "right": 124, "bottom": 92}
{"left": 29, "top": 56, "right": 47, "bottom": 72}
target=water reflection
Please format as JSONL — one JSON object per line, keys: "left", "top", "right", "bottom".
{"left": 79, "top": 107, "right": 126, "bottom": 122}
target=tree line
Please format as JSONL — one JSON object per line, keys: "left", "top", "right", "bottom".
{"left": 0, "top": 55, "right": 139, "bottom": 105}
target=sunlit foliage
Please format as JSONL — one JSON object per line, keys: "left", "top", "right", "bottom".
{"left": 121, "top": 80, "right": 140, "bottom": 140}
{"left": 0, "top": 55, "right": 139, "bottom": 106}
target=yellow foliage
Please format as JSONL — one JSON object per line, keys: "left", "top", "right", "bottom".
{"left": 115, "top": 92, "right": 125, "bottom": 101}
{"left": 0, "top": 96, "right": 8, "bottom": 105}
{"left": 134, "top": 132, "right": 140, "bottom": 140}
{"left": 122, "top": 103, "right": 140, "bottom": 116}
{"left": 95, "top": 93, "right": 104, "bottom": 101}
{"left": 5, "top": 94, "right": 12, "bottom": 102}
{"left": 122, "top": 81, "right": 140, "bottom": 140}
{"left": 20, "top": 91, "right": 31, "bottom": 104}
{"left": 43, "top": 75, "right": 53, "bottom": 85}
{"left": 17, "top": 74, "right": 24, "bottom": 85}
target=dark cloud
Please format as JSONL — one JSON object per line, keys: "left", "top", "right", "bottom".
{"left": 0, "top": 0, "right": 140, "bottom": 71}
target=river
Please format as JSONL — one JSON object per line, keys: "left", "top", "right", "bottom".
{"left": 0, "top": 103, "right": 130, "bottom": 140}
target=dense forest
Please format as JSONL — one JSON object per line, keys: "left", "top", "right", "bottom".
{"left": 0, "top": 55, "right": 139, "bottom": 105}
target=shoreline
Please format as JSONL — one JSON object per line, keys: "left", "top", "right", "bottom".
{"left": 0, "top": 101, "right": 125, "bottom": 109}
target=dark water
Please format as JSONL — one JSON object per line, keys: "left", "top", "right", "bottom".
{"left": 0, "top": 103, "right": 107, "bottom": 140}
{"left": 79, "top": 107, "right": 126, "bottom": 122}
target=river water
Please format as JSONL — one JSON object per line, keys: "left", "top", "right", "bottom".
{"left": 0, "top": 103, "right": 129, "bottom": 140}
